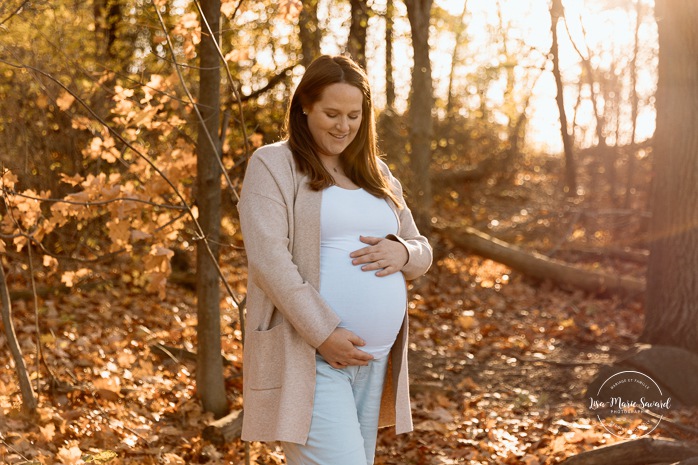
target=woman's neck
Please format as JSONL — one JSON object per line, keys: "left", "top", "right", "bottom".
{"left": 319, "top": 155, "right": 358, "bottom": 189}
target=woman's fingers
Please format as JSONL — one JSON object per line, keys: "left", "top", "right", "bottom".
{"left": 375, "top": 264, "right": 399, "bottom": 277}
{"left": 330, "top": 351, "right": 371, "bottom": 368}
{"left": 350, "top": 236, "right": 408, "bottom": 275}
{"left": 349, "top": 235, "right": 381, "bottom": 262}
{"left": 317, "top": 328, "right": 374, "bottom": 367}
{"left": 359, "top": 235, "right": 382, "bottom": 245}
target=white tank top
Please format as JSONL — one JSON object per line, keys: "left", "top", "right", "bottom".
{"left": 319, "top": 186, "right": 407, "bottom": 358}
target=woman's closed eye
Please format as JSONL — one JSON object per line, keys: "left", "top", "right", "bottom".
{"left": 325, "top": 113, "right": 360, "bottom": 120}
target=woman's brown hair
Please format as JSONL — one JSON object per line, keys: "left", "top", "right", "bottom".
{"left": 285, "top": 55, "right": 401, "bottom": 206}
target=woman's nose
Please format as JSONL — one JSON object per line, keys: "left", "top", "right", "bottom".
{"left": 336, "top": 117, "right": 349, "bottom": 131}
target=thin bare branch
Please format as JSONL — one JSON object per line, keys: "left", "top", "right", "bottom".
{"left": 0, "top": 59, "right": 241, "bottom": 309}
{"left": 151, "top": 6, "right": 244, "bottom": 310}
{"left": 0, "top": 0, "right": 29, "bottom": 26}
{"left": 0, "top": 257, "right": 37, "bottom": 413}
{"left": 238, "top": 64, "right": 297, "bottom": 102}
{"left": 228, "top": 0, "right": 245, "bottom": 20}
{"left": 0, "top": 60, "right": 187, "bottom": 207}
{"left": 152, "top": 6, "right": 241, "bottom": 205}
{"left": 192, "top": 0, "right": 251, "bottom": 163}
{"left": 2, "top": 188, "right": 188, "bottom": 211}
{"left": 0, "top": 437, "right": 31, "bottom": 462}
{"left": 26, "top": 243, "right": 42, "bottom": 394}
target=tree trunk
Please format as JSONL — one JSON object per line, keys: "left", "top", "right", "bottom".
{"left": 444, "top": 226, "right": 645, "bottom": 296}
{"left": 0, "top": 259, "right": 37, "bottom": 413}
{"left": 549, "top": 0, "right": 576, "bottom": 196}
{"left": 641, "top": 0, "right": 698, "bottom": 353}
{"left": 582, "top": 60, "right": 610, "bottom": 195}
{"left": 93, "top": 0, "right": 121, "bottom": 61}
{"left": 92, "top": 0, "right": 126, "bottom": 114}
{"left": 563, "top": 17, "right": 615, "bottom": 203}
{"left": 385, "top": 0, "right": 395, "bottom": 110}
{"left": 499, "top": 90, "right": 533, "bottom": 176}
{"left": 405, "top": 0, "right": 434, "bottom": 233}
{"left": 348, "top": 0, "right": 369, "bottom": 70}
{"left": 625, "top": 0, "right": 643, "bottom": 209}
{"left": 299, "top": 0, "right": 321, "bottom": 68}
{"left": 446, "top": 1, "right": 468, "bottom": 116}
{"left": 196, "top": 0, "right": 227, "bottom": 417}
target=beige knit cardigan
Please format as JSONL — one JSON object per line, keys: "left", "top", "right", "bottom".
{"left": 238, "top": 141, "right": 432, "bottom": 444}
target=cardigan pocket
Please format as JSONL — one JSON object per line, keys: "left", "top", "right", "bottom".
{"left": 246, "top": 323, "right": 284, "bottom": 390}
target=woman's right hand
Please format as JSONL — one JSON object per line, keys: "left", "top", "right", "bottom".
{"left": 317, "top": 328, "right": 374, "bottom": 368}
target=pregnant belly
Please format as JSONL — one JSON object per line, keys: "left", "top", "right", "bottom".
{"left": 320, "top": 248, "right": 407, "bottom": 358}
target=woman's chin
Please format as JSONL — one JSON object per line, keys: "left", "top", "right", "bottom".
{"left": 320, "top": 146, "right": 348, "bottom": 156}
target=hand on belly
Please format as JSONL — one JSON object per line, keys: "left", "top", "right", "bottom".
{"left": 349, "top": 235, "right": 408, "bottom": 277}
{"left": 317, "top": 327, "right": 374, "bottom": 368}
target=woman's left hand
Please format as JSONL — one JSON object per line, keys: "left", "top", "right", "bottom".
{"left": 350, "top": 235, "right": 408, "bottom": 277}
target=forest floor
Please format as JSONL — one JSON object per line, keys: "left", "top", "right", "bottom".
{"left": 1, "top": 153, "right": 698, "bottom": 464}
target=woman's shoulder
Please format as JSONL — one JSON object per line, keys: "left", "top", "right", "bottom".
{"left": 251, "top": 140, "right": 293, "bottom": 165}
{"left": 244, "top": 140, "right": 301, "bottom": 192}
{"left": 247, "top": 140, "right": 297, "bottom": 179}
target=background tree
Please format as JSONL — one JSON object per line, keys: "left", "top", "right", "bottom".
{"left": 299, "top": 0, "right": 322, "bottom": 68}
{"left": 446, "top": 1, "right": 468, "bottom": 117}
{"left": 405, "top": 0, "right": 434, "bottom": 233}
{"left": 625, "top": 0, "right": 644, "bottom": 209}
{"left": 384, "top": 0, "right": 396, "bottom": 110}
{"left": 194, "top": 0, "right": 228, "bottom": 416}
{"left": 348, "top": 0, "right": 370, "bottom": 70}
{"left": 549, "top": 0, "right": 576, "bottom": 196}
{"left": 93, "top": 0, "right": 121, "bottom": 62}
{"left": 642, "top": 0, "right": 698, "bottom": 353}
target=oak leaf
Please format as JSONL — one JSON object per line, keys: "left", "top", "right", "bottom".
{"left": 221, "top": 0, "right": 239, "bottom": 18}
{"left": 57, "top": 445, "right": 83, "bottom": 465}
{"left": 60, "top": 173, "right": 85, "bottom": 186}
{"left": 61, "top": 268, "right": 90, "bottom": 287}
{"left": 56, "top": 91, "right": 76, "bottom": 111}
{"left": 39, "top": 423, "right": 56, "bottom": 441}
{"left": 1, "top": 169, "right": 18, "bottom": 189}
{"left": 43, "top": 255, "right": 58, "bottom": 270}
{"left": 278, "top": 0, "right": 302, "bottom": 20}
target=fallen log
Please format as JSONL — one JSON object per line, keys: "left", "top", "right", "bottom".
{"left": 561, "top": 245, "right": 649, "bottom": 264}
{"left": 443, "top": 226, "right": 645, "bottom": 296}
{"left": 8, "top": 279, "right": 105, "bottom": 300}
{"left": 559, "top": 437, "right": 698, "bottom": 465}
{"left": 433, "top": 164, "right": 488, "bottom": 186}
{"left": 671, "top": 457, "right": 698, "bottom": 465}
{"left": 202, "top": 409, "right": 243, "bottom": 444}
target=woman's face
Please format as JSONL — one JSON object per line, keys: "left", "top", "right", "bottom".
{"left": 304, "top": 83, "right": 363, "bottom": 158}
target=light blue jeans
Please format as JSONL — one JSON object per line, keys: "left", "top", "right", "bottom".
{"left": 282, "top": 354, "right": 390, "bottom": 465}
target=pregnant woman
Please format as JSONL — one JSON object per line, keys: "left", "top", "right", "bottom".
{"left": 238, "top": 55, "right": 432, "bottom": 465}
